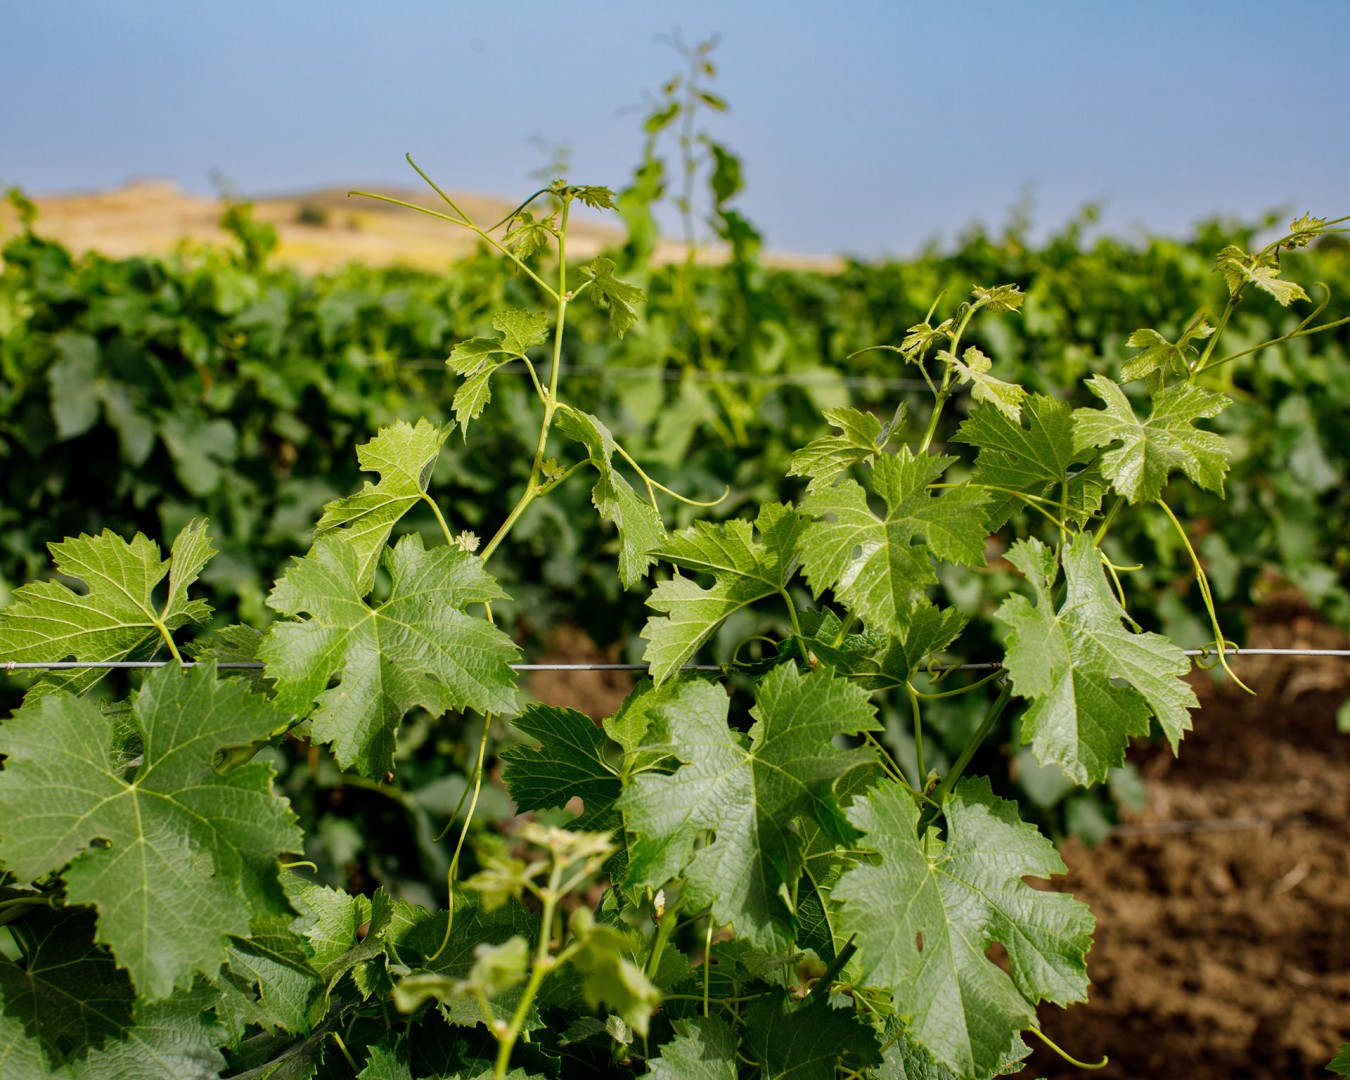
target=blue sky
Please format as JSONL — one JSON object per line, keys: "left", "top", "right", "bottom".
{"left": 3, "top": 1, "right": 1348, "bottom": 258}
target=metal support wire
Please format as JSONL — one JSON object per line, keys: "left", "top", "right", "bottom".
{"left": 400, "top": 358, "right": 932, "bottom": 393}
{"left": 3, "top": 647, "right": 1350, "bottom": 675}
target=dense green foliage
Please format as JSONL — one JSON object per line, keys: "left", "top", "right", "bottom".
{"left": 2, "top": 53, "right": 1349, "bottom": 1076}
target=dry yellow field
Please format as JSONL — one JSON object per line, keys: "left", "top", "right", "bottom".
{"left": 2, "top": 179, "right": 840, "bottom": 273}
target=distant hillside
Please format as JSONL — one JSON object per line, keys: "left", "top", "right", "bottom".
{"left": 2, "top": 179, "right": 840, "bottom": 273}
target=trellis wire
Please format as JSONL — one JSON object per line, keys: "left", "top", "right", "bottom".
{"left": 401, "top": 358, "right": 932, "bottom": 392}
{"left": 4, "top": 647, "right": 1350, "bottom": 674}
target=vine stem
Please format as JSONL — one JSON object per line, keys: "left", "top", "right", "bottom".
{"left": 427, "top": 713, "right": 493, "bottom": 964}
{"left": 1154, "top": 498, "right": 1253, "bottom": 693}
{"left": 1025, "top": 1026, "right": 1109, "bottom": 1070}
{"left": 906, "top": 683, "right": 926, "bottom": 788}
{"left": 930, "top": 679, "right": 1014, "bottom": 812}
{"left": 494, "top": 860, "right": 568, "bottom": 1078}
{"left": 918, "top": 298, "right": 981, "bottom": 454}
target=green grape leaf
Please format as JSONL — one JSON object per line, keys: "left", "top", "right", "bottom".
{"left": 1213, "top": 245, "right": 1310, "bottom": 305}
{"left": 788, "top": 405, "right": 906, "bottom": 492}
{"left": 221, "top": 1013, "right": 340, "bottom": 1080}
{"left": 260, "top": 534, "right": 519, "bottom": 776}
{"left": 940, "top": 346, "right": 1025, "bottom": 421}
{"left": 954, "top": 394, "right": 1105, "bottom": 530}
{"left": 566, "top": 909, "right": 661, "bottom": 1037}
{"left": 502, "top": 210, "right": 557, "bottom": 259}
{"left": 357, "top": 1042, "right": 413, "bottom": 1080}
{"left": 646, "top": 1016, "right": 738, "bottom": 1080}
{"left": 799, "top": 601, "right": 966, "bottom": 693}
{"left": 971, "top": 283, "right": 1025, "bottom": 313}
{"left": 795, "top": 766, "right": 879, "bottom": 964}
{"left": 582, "top": 257, "right": 645, "bottom": 337}
{"left": 217, "top": 914, "right": 319, "bottom": 1039}
{"left": 447, "top": 310, "right": 549, "bottom": 432}
{"left": 57, "top": 989, "right": 225, "bottom": 1080}
{"left": 291, "top": 883, "right": 394, "bottom": 1020}
{"left": 0, "top": 662, "right": 301, "bottom": 1000}
{"left": 0, "top": 519, "right": 214, "bottom": 698}
{"left": 0, "top": 905, "right": 134, "bottom": 1075}
{"left": 553, "top": 405, "right": 665, "bottom": 589}
{"left": 619, "top": 666, "right": 879, "bottom": 950}
{"left": 1072, "top": 374, "right": 1230, "bottom": 504}
{"left": 385, "top": 892, "right": 537, "bottom": 979}
{"left": 602, "top": 677, "right": 689, "bottom": 767}
{"left": 798, "top": 448, "right": 989, "bottom": 636}
{"left": 997, "top": 535, "right": 1196, "bottom": 781}
{"left": 835, "top": 778, "right": 1093, "bottom": 1078}
{"left": 741, "top": 988, "right": 880, "bottom": 1079}
{"left": 879, "top": 1022, "right": 1030, "bottom": 1078}
{"left": 1329, "top": 1043, "right": 1350, "bottom": 1077}
{"left": 500, "top": 704, "right": 622, "bottom": 831}
{"left": 314, "top": 419, "right": 449, "bottom": 594}
{"left": 642, "top": 502, "right": 805, "bottom": 684}
{"left": 1119, "top": 320, "right": 1214, "bottom": 383}
{"left": 386, "top": 893, "right": 538, "bottom": 1028}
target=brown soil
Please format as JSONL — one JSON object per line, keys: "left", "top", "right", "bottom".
{"left": 1030, "top": 603, "right": 1350, "bottom": 1080}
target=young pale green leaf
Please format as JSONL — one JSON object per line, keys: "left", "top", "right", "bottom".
{"left": 582, "top": 257, "right": 645, "bottom": 337}
{"left": 788, "top": 404, "right": 905, "bottom": 492}
{"left": 562, "top": 184, "right": 619, "bottom": 211}
{"left": 1213, "top": 245, "right": 1310, "bottom": 305}
{"left": 998, "top": 534, "right": 1197, "bottom": 782}
{"left": 447, "top": 309, "right": 549, "bottom": 433}
{"left": 553, "top": 405, "right": 665, "bottom": 588}
{"left": 619, "top": 665, "right": 879, "bottom": 951}
{"left": 835, "top": 778, "right": 1093, "bottom": 1079}
{"left": 1286, "top": 212, "right": 1327, "bottom": 249}
{"left": 261, "top": 534, "right": 519, "bottom": 776}
{"left": 798, "top": 448, "right": 989, "bottom": 636}
{"left": 315, "top": 419, "right": 449, "bottom": 594}
{"left": 1072, "top": 374, "right": 1230, "bottom": 504}
{"left": 899, "top": 318, "right": 953, "bottom": 364}
{"left": 741, "top": 988, "right": 881, "bottom": 1079}
{"left": 941, "top": 346, "right": 1025, "bottom": 421}
{"left": 502, "top": 210, "right": 557, "bottom": 259}
{"left": 953, "top": 394, "right": 1106, "bottom": 530}
{"left": 641, "top": 502, "right": 805, "bottom": 684}
{"left": 1119, "top": 320, "right": 1214, "bottom": 383}
{"left": 970, "top": 283, "right": 1025, "bottom": 313}
{"left": 501, "top": 704, "right": 622, "bottom": 831}
{"left": 0, "top": 663, "right": 302, "bottom": 1001}
{"left": 646, "top": 1016, "right": 738, "bottom": 1080}
{"left": 0, "top": 519, "right": 213, "bottom": 698}
{"left": 566, "top": 909, "right": 662, "bottom": 1037}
